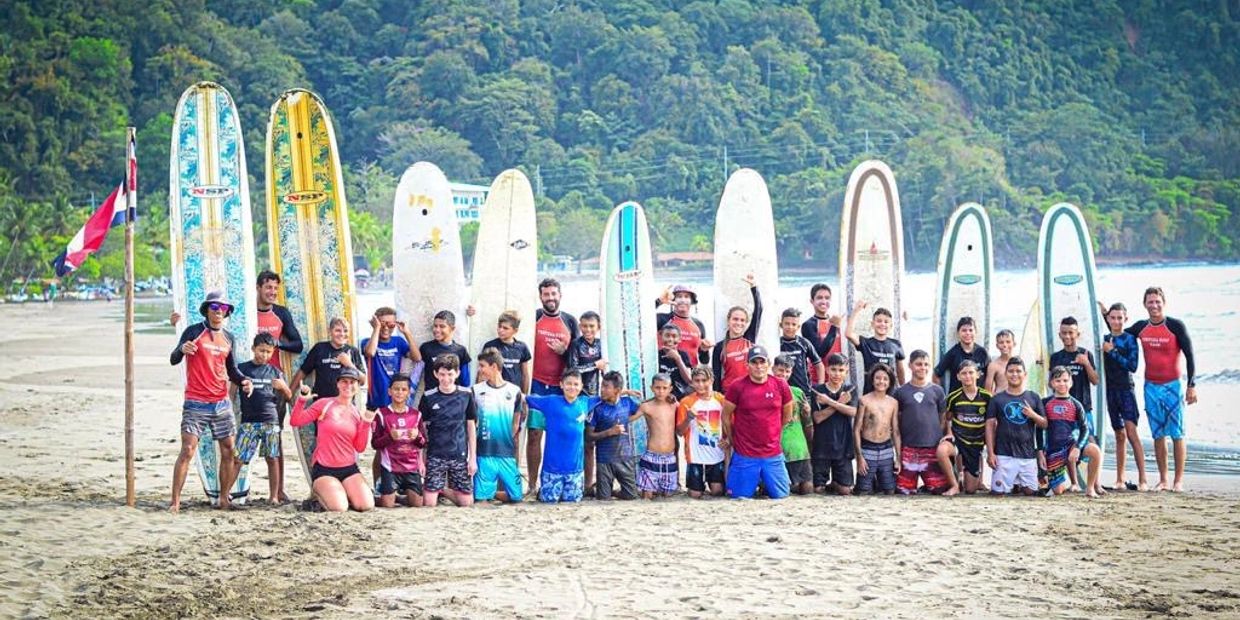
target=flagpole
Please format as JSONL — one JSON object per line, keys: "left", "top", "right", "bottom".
{"left": 124, "top": 127, "right": 137, "bottom": 508}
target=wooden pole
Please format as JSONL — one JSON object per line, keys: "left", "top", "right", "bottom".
{"left": 124, "top": 127, "right": 137, "bottom": 508}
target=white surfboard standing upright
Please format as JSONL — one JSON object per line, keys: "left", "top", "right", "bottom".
{"left": 393, "top": 162, "right": 467, "bottom": 350}
{"left": 713, "top": 168, "right": 779, "bottom": 351}
{"left": 839, "top": 160, "right": 905, "bottom": 390}
{"left": 468, "top": 169, "right": 539, "bottom": 374}
{"left": 1038, "top": 202, "right": 1106, "bottom": 452}
{"left": 932, "top": 202, "right": 994, "bottom": 385}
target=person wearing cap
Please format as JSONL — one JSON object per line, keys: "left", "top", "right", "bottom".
{"left": 656, "top": 284, "right": 711, "bottom": 364}
{"left": 168, "top": 291, "right": 253, "bottom": 512}
{"left": 721, "top": 345, "right": 795, "bottom": 499}
{"left": 289, "top": 367, "right": 377, "bottom": 512}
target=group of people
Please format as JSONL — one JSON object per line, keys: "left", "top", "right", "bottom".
{"left": 167, "top": 272, "right": 1197, "bottom": 512}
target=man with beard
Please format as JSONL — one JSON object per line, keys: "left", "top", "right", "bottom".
{"left": 528, "top": 278, "right": 579, "bottom": 497}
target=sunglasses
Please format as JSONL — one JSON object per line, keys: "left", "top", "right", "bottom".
{"left": 208, "top": 303, "right": 230, "bottom": 312}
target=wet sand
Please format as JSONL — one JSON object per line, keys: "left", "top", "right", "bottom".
{"left": 1, "top": 300, "right": 1239, "bottom": 618}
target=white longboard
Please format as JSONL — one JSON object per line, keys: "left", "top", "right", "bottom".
{"left": 1038, "top": 202, "right": 1106, "bottom": 451}
{"left": 600, "top": 202, "right": 658, "bottom": 458}
{"left": 170, "top": 81, "right": 257, "bottom": 505}
{"left": 393, "top": 162, "right": 466, "bottom": 355}
{"left": 468, "top": 169, "right": 538, "bottom": 374}
{"left": 839, "top": 160, "right": 905, "bottom": 390}
{"left": 1019, "top": 300, "right": 1047, "bottom": 397}
{"left": 932, "top": 202, "right": 994, "bottom": 384}
{"left": 713, "top": 168, "right": 779, "bottom": 351}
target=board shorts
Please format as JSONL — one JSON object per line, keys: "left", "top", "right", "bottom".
{"left": 1144, "top": 380, "right": 1184, "bottom": 440}
{"left": 638, "top": 451, "right": 679, "bottom": 494}
{"left": 1106, "top": 386, "right": 1140, "bottom": 430}
{"left": 234, "top": 422, "right": 281, "bottom": 463}
{"left": 856, "top": 440, "right": 896, "bottom": 493}
{"left": 526, "top": 380, "right": 563, "bottom": 431}
{"left": 379, "top": 469, "right": 424, "bottom": 495}
{"left": 312, "top": 463, "right": 360, "bottom": 483}
{"left": 539, "top": 470, "right": 584, "bottom": 503}
{"left": 686, "top": 462, "right": 725, "bottom": 493}
{"left": 897, "top": 445, "right": 949, "bottom": 494}
{"left": 812, "top": 457, "right": 854, "bottom": 488}
{"left": 785, "top": 459, "right": 813, "bottom": 486}
{"left": 956, "top": 442, "right": 984, "bottom": 478}
{"left": 597, "top": 458, "right": 638, "bottom": 499}
{"left": 991, "top": 455, "right": 1038, "bottom": 494}
{"left": 727, "top": 453, "right": 790, "bottom": 499}
{"left": 425, "top": 456, "right": 472, "bottom": 493}
{"left": 1045, "top": 446, "right": 1072, "bottom": 490}
{"left": 181, "top": 399, "right": 236, "bottom": 440}
{"left": 474, "top": 456, "right": 522, "bottom": 501}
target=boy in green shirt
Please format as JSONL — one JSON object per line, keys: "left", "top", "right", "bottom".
{"left": 774, "top": 355, "right": 813, "bottom": 494}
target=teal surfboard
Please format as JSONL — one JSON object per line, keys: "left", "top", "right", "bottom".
{"left": 1037, "top": 203, "right": 1106, "bottom": 456}
{"left": 600, "top": 202, "right": 658, "bottom": 458}
{"left": 169, "top": 82, "right": 257, "bottom": 505}
{"left": 932, "top": 203, "right": 993, "bottom": 385}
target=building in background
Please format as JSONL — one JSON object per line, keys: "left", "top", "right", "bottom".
{"left": 450, "top": 182, "right": 489, "bottom": 222}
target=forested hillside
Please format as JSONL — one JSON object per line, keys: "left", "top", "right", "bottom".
{"left": 3, "top": 0, "right": 1238, "bottom": 285}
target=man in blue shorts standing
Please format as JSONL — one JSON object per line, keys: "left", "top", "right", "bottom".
{"left": 722, "top": 346, "right": 794, "bottom": 499}
{"left": 1126, "top": 287, "right": 1197, "bottom": 492}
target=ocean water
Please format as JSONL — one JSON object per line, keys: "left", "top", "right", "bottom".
{"left": 352, "top": 263, "right": 1237, "bottom": 470}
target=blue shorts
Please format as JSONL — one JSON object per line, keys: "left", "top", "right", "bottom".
{"left": 1144, "top": 380, "right": 1184, "bottom": 440}
{"left": 1107, "top": 386, "right": 1140, "bottom": 430}
{"left": 726, "top": 452, "right": 790, "bottom": 499}
{"left": 538, "top": 470, "right": 584, "bottom": 503}
{"left": 475, "top": 456, "right": 523, "bottom": 501}
{"left": 181, "top": 399, "right": 235, "bottom": 440}
{"left": 527, "top": 380, "right": 563, "bottom": 431}
{"left": 234, "top": 422, "right": 281, "bottom": 462}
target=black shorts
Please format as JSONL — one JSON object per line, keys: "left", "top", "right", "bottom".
{"left": 957, "top": 442, "right": 983, "bottom": 478}
{"left": 425, "top": 456, "right": 472, "bottom": 493}
{"left": 686, "top": 462, "right": 725, "bottom": 492}
{"left": 312, "top": 463, "right": 361, "bottom": 483}
{"left": 812, "top": 456, "right": 855, "bottom": 488}
{"left": 379, "top": 470, "right": 424, "bottom": 495}
{"left": 1106, "top": 387, "right": 1140, "bottom": 430}
{"left": 785, "top": 459, "right": 813, "bottom": 486}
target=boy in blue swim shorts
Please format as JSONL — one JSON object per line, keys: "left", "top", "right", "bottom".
{"left": 526, "top": 370, "right": 599, "bottom": 503}
{"left": 472, "top": 348, "right": 525, "bottom": 503}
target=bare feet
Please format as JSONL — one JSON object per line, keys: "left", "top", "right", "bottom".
{"left": 1112, "top": 479, "right": 1125, "bottom": 490}
{"left": 1094, "top": 485, "right": 1108, "bottom": 496}
{"left": 168, "top": 502, "right": 180, "bottom": 513}
{"left": 943, "top": 485, "right": 960, "bottom": 497}
{"left": 1086, "top": 489, "right": 1099, "bottom": 499}
{"left": 1137, "top": 482, "right": 1149, "bottom": 492}
{"left": 1068, "top": 484, "right": 1080, "bottom": 494}
{"left": 1155, "top": 481, "right": 1169, "bottom": 492}
{"left": 1172, "top": 481, "right": 1185, "bottom": 492}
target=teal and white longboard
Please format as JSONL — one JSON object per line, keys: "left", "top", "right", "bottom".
{"left": 932, "top": 203, "right": 993, "bottom": 385}
{"left": 170, "top": 82, "right": 257, "bottom": 505}
{"left": 600, "top": 202, "right": 658, "bottom": 458}
{"left": 840, "top": 160, "right": 905, "bottom": 391}
{"left": 1037, "top": 203, "right": 1106, "bottom": 454}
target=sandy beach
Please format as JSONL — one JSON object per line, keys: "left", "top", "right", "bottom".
{"left": 2, "top": 300, "right": 1239, "bottom": 618}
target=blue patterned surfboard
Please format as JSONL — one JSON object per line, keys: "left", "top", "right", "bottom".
{"left": 169, "top": 81, "right": 258, "bottom": 505}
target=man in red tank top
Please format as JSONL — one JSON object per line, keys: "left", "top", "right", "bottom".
{"left": 168, "top": 291, "right": 252, "bottom": 512}
{"left": 528, "top": 278, "right": 580, "bottom": 496}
